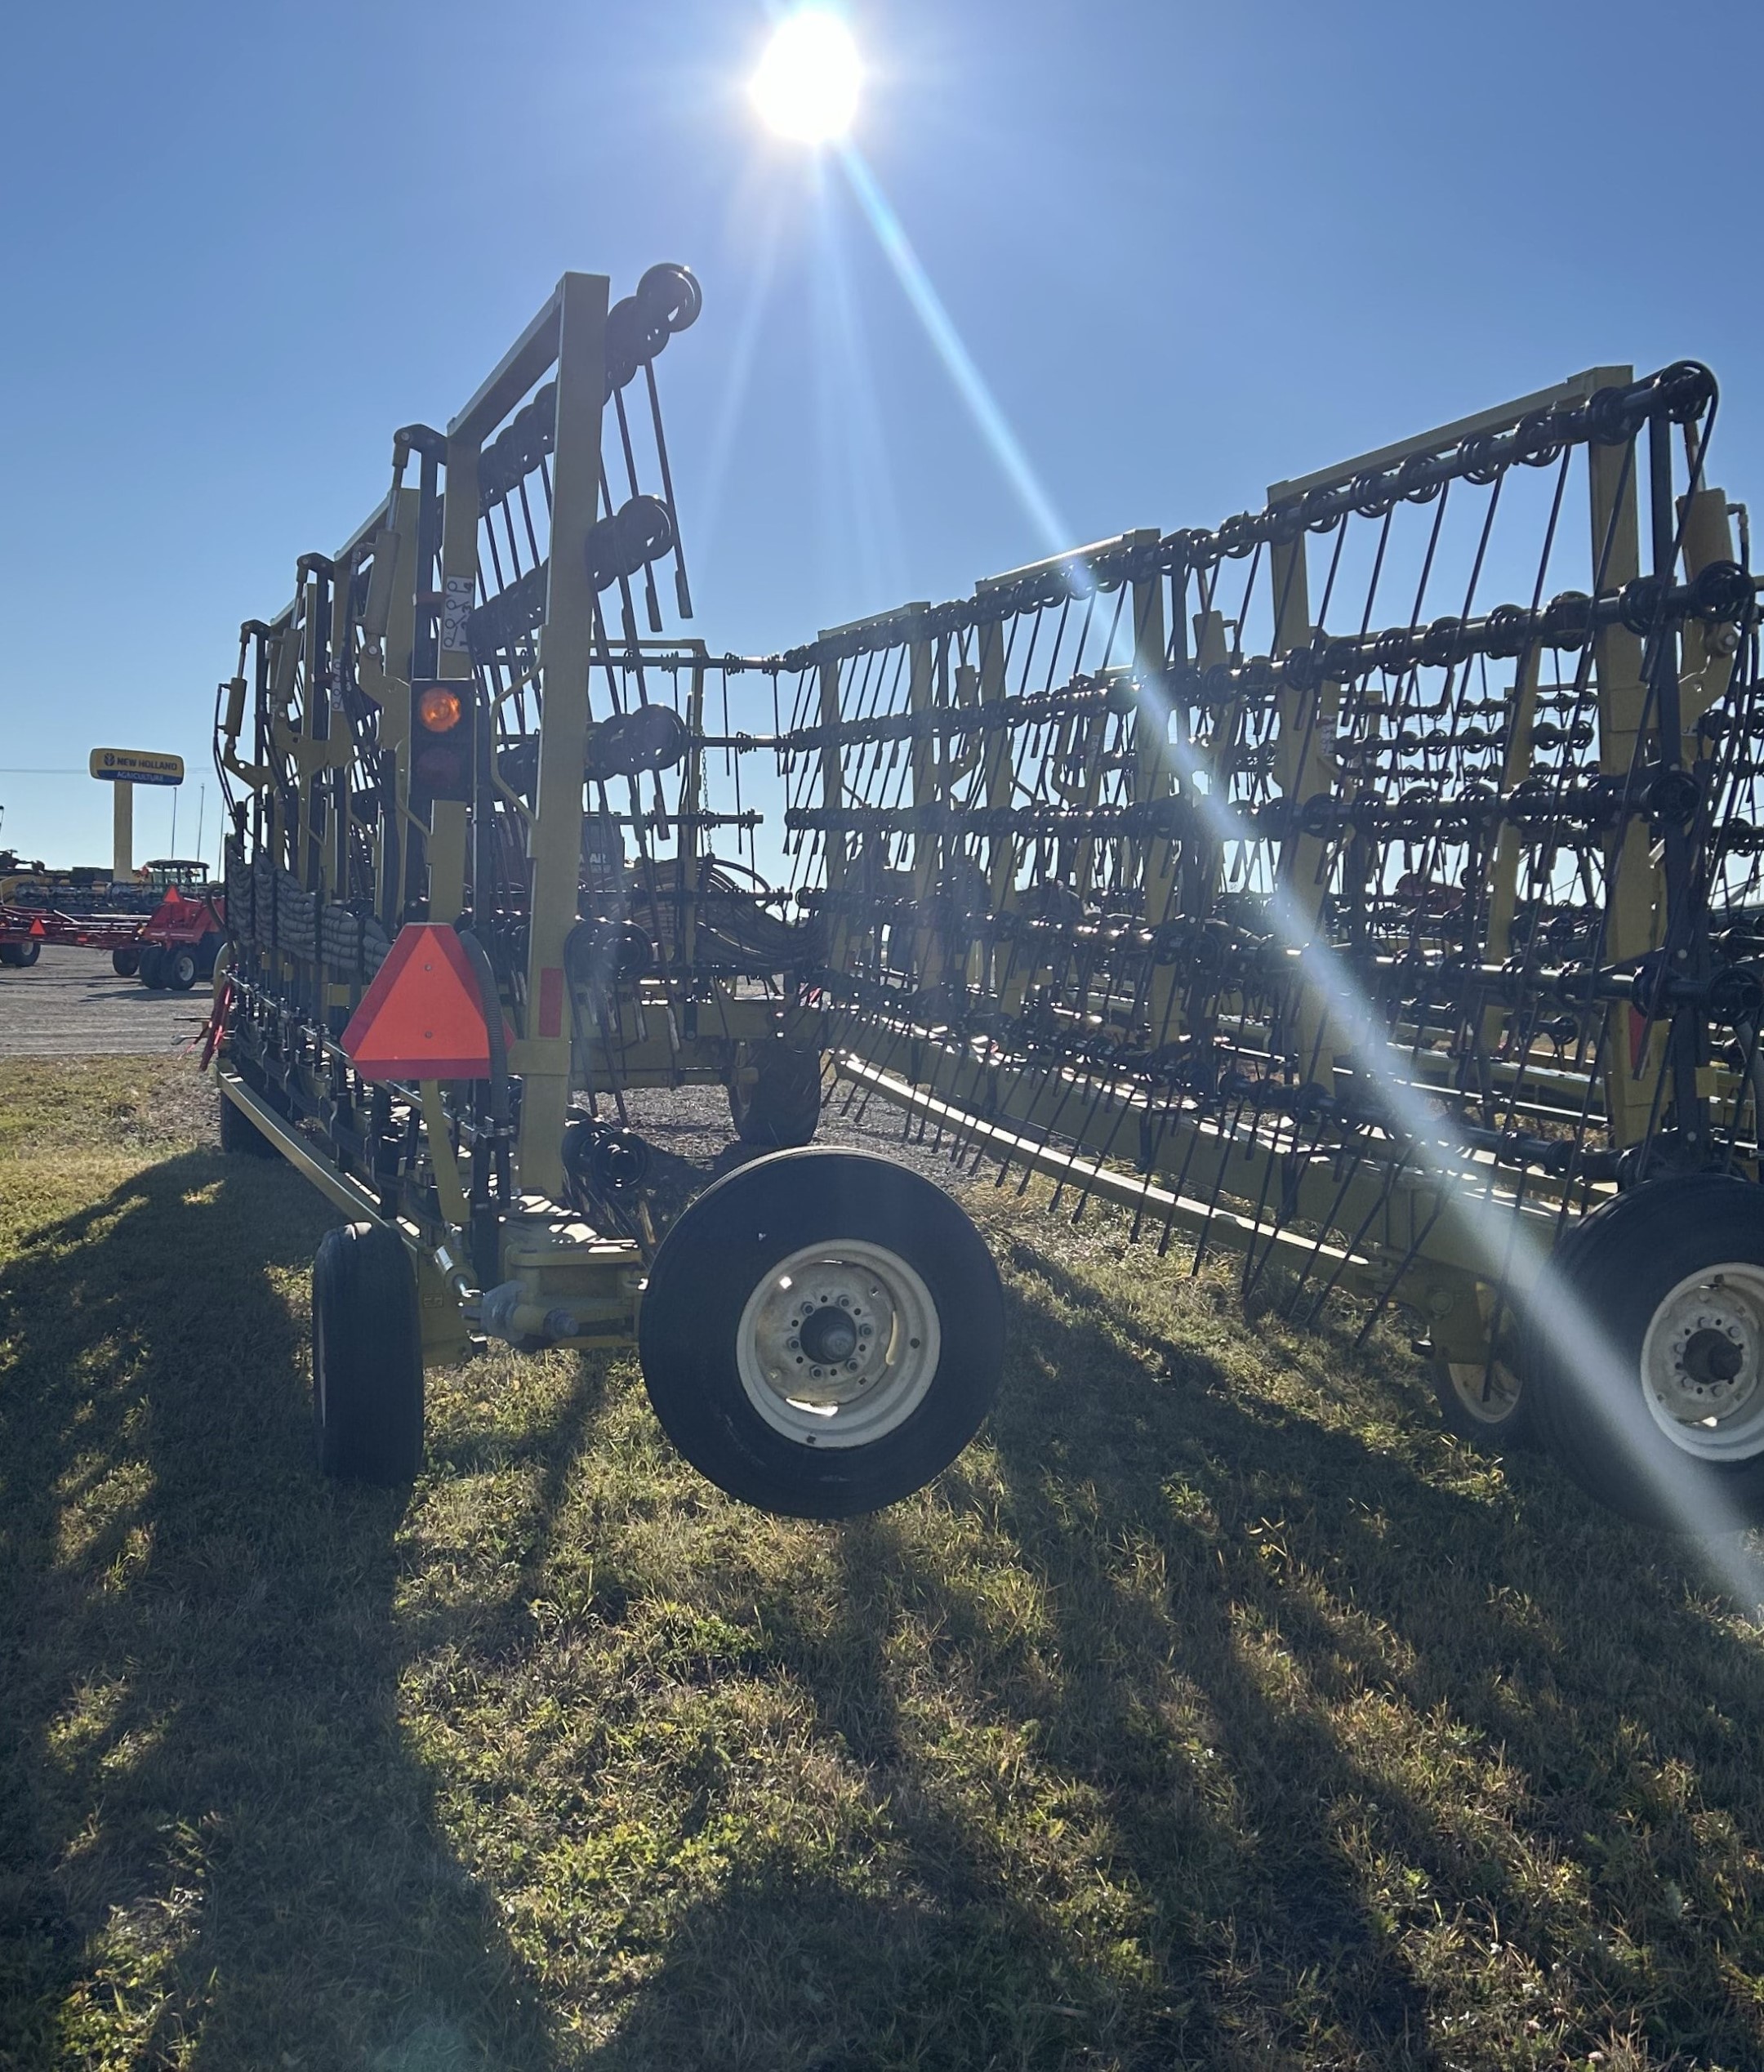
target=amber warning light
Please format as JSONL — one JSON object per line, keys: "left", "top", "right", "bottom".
{"left": 417, "top": 687, "right": 463, "bottom": 729}
{"left": 411, "top": 680, "right": 474, "bottom": 804}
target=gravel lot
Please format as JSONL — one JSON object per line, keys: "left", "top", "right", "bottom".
{"left": 0, "top": 946, "right": 212, "bottom": 1058}
{"left": 0, "top": 949, "right": 984, "bottom": 1198}
{"left": 612, "top": 1076, "right": 987, "bottom": 1201}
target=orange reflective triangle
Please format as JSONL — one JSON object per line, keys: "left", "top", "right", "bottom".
{"left": 341, "top": 924, "right": 497, "bottom": 1081}
{"left": 29, "top": 917, "right": 46, "bottom": 936}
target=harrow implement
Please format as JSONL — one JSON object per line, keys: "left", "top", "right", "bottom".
{"left": 210, "top": 271, "right": 1764, "bottom": 1531}
{"left": 211, "top": 268, "right": 1002, "bottom": 1518}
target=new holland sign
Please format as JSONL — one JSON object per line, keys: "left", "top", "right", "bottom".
{"left": 90, "top": 748, "right": 185, "bottom": 787}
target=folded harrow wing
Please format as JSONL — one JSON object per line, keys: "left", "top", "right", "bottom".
{"left": 775, "top": 360, "right": 1764, "bottom": 1529}
{"left": 212, "top": 269, "right": 1004, "bottom": 1517}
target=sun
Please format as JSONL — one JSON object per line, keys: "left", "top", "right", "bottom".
{"left": 751, "top": 11, "right": 862, "bottom": 145}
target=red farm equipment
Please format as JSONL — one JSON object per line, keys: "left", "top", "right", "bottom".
{"left": 0, "top": 904, "right": 148, "bottom": 969}
{"left": 0, "top": 849, "right": 213, "bottom": 974}
{"left": 132, "top": 881, "right": 226, "bottom": 990}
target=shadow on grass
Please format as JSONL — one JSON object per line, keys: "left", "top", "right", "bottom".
{"left": 0, "top": 1149, "right": 564, "bottom": 2070}
{"left": 584, "top": 1252, "right": 1764, "bottom": 2071}
{"left": 8, "top": 1134, "right": 1762, "bottom": 2071}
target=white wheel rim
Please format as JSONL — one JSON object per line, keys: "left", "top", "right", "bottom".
{"left": 1639, "top": 1262, "right": 1764, "bottom": 1462}
{"left": 1445, "top": 1358, "right": 1521, "bottom": 1425}
{"left": 735, "top": 1238, "right": 941, "bottom": 1450}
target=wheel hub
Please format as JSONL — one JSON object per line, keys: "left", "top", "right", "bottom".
{"left": 1661, "top": 1296, "right": 1757, "bottom": 1419}
{"left": 1641, "top": 1265, "right": 1764, "bottom": 1459}
{"left": 798, "top": 1303, "right": 859, "bottom": 1366}
{"left": 735, "top": 1240, "right": 941, "bottom": 1447}
{"left": 760, "top": 1261, "right": 886, "bottom": 1406}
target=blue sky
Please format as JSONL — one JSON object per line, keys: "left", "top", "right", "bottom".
{"left": 2, "top": 0, "right": 1761, "bottom": 868}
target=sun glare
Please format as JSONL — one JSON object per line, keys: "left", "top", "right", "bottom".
{"left": 752, "top": 11, "right": 861, "bottom": 144}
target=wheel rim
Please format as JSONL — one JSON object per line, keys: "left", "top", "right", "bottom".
{"left": 735, "top": 1238, "right": 940, "bottom": 1449}
{"left": 1444, "top": 1357, "right": 1522, "bottom": 1426}
{"left": 1638, "top": 1262, "right": 1764, "bottom": 1461}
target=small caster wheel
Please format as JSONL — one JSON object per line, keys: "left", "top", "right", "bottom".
{"left": 311, "top": 1223, "right": 425, "bottom": 1485}
{"left": 728, "top": 1041, "right": 824, "bottom": 1148}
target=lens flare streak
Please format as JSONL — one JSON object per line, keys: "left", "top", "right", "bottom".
{"left": 839, "top": 145, "right": 1071, "bottom": 558}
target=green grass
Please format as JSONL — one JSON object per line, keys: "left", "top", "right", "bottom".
{"left": 2, "top": 1058, "right": 1762, "bottom": 2070}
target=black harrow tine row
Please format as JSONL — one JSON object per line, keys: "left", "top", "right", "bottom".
{"left": 744, "top": 359, "right": 1764, "bottom": 1523}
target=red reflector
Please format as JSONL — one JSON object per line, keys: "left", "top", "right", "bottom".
{"left": 341, "top": 924, "right": 502, "bottom": 1081}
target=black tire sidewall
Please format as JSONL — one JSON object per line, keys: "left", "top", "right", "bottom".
{"left": 639, "top": 1149, "right": 1002, "bottom": 1517}
{"left": 169, "top": 949, "right": 198, "bottom": 990}
{"left": 311, "top": 1222, "right": 425, "bottom": 1484}
{"left": 729, "top": 1045, "right": 823, "bottom": 1148}
{"left": 1524, "top": 1174, "right": 1764, "bottom": 1527}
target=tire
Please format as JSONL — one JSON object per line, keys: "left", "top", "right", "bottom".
{"left": 1522, "top": 1174, "right": 1764, "bottom": 1528}
{"left": 638, "top": 1148, "right": 1004, "bottom": 1517}
{"left": 167, "top": 947, "right": 199, "bottom": 991}
{"left": 12, "top": 938, "right": 40, "bottom": 967}
{"left": 728, "top": 1042, "right": 824, "bottom": 1148}
{"left": 219, "top": 1085, "right": 281, "bottom": 1158}
{"left": 139, "top": 945, "right": 168, "bottom": 988}
{"left": 0, "top": 944, "right": 21, "bottom": 968}
{"left": 311, "top": 1223, "right": 425, "bottom": 1485}
{"left": 112, "top": 946, "right": 140, "bottom": 978}
{"left": 1431, "top": 1347, "right": 1534, "bottom": 1450}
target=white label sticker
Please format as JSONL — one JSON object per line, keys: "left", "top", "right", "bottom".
{"left": 441, "top": 574, "right": 475, "bottom": 653}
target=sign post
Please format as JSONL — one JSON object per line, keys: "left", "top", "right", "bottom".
{"left": 89, "top": 749, "right": 184, "bottom": 881}
{"left": 112, "top": 780, "right": 131, "bottom": 884}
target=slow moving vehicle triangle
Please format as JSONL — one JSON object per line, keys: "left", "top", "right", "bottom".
{"left": 341, "top": 924, "right": 497, "bottom": 1081}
